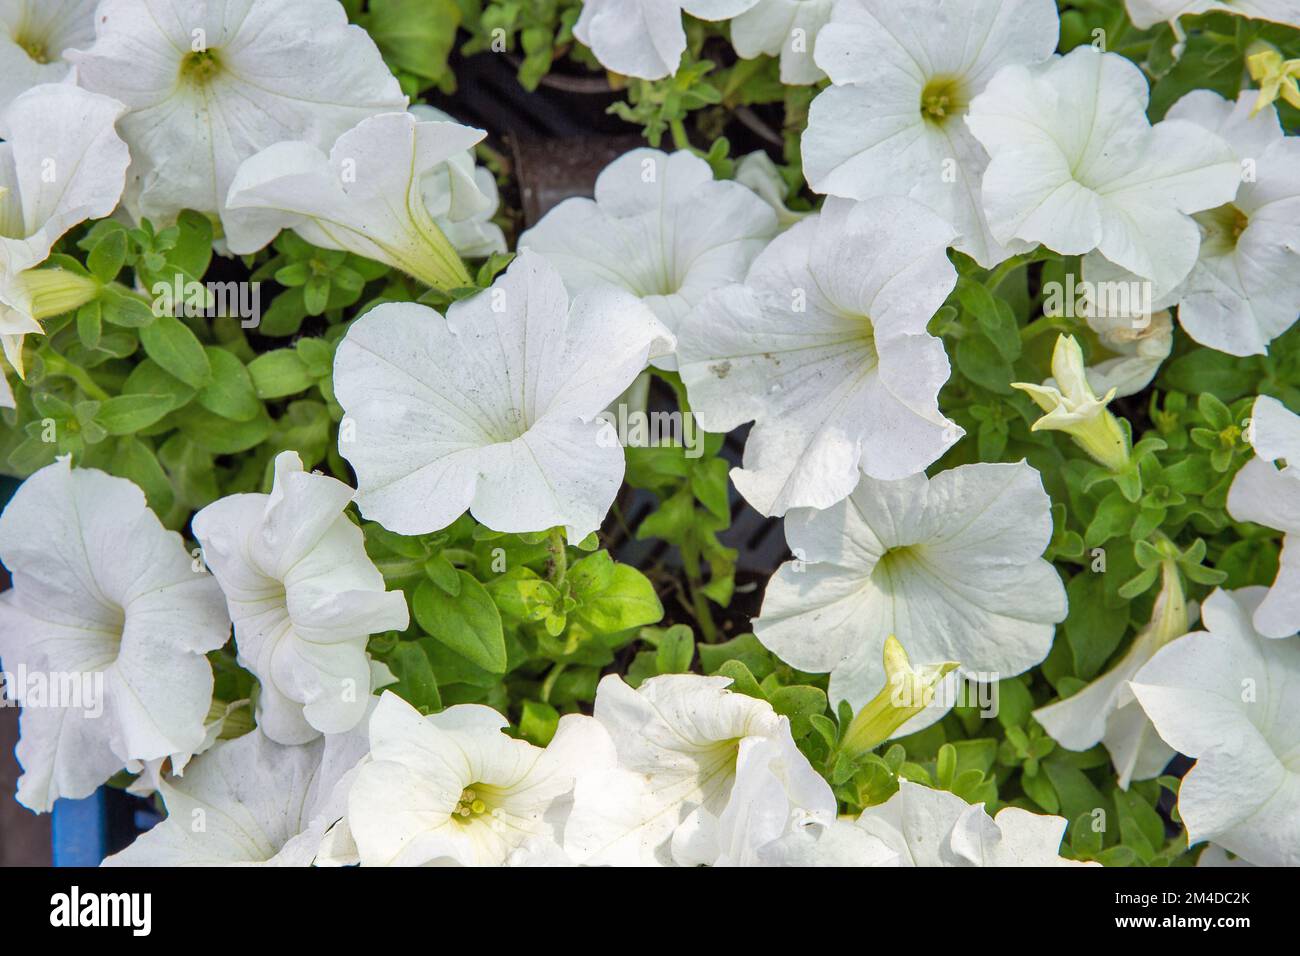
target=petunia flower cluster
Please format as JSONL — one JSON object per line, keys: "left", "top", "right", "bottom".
{"left": 0, "top": 0, "right": 1296, "bottom": 871}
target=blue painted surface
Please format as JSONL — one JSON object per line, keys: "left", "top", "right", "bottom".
{"left": 51, "top": 790, "right": 109, "bottom": 866}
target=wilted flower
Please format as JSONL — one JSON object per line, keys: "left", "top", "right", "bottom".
{"left": 518, "top": 148, "right": 777, "bottom": 365}
{"left": 192, "top": 451, "right": 409, "bottom": 745}
{"left": 754, "top": 461, "right": 1066, "bottom": 719}
{"left": 332, "top": 251, "right": 673, "bottom": 538}
{"left": 802, "top": 0, "right": 1059, "bottom": 267}
{"left": 1080, "top": 309, "right": 1174, "bottom": 399}
{"left": 0, "top": 0, "right": 96, "bottom": 111}
{"left": 677, "top": 197, "right": 962, "bottom": 517}
{"left": 1227, "top": 395, "right": 1300, "bottom": 638}
{"left": 967, "top": 46, "right": 1240, "bottom": 294}
{"left": 1132, "top": 587, "right": 1300, "bottom": 866}
{"left": 68, "top": 0, "right": 405, "bottom": 240}
{"left": 226, "top": 110, "right": 491, "bottom": 289}
{"left": 0, "top": 459, "right": 230, "bottom": 812}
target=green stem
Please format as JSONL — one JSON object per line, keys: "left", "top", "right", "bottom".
{"left": 375, "top": 557, "right": 424, "bottom": 580}
{"left": 541, "top": 662, "right": 566, "bottom": 704}
{"left": 681, "top": 537, "right": 718, "bottom": 642}
{"left": 670, "top": 118, "right": 692, "bottom": 151}
{"left": 42, "top": 354, "right": 110, "bottom": 402}
{"left": 1020, "top": 315, "right": 1075, "bottom": 343}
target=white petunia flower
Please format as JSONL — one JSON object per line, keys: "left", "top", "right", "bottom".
{"left": 225, "top": 110, "right": 492, "bottom": 288}
{"left": 1086, "top": 91, "right": 1300, "bottom": 357}
{"left": 677, "top": 197, "right": 962, "bottom": 517}
{"left": 0, "top": 459, "right": 230, "bottom": 812}
{"left": 731, "top": 0, "right": 835, "bottom": 85}
{"left": 67, "top": 0, "right": 405, "bottom": 242}
{"left": 966, "top": 46, "right": 1241, "bottom": 294}
{"left": 1131, "top": 587, "right": 1300, "bottom": 866}
{"left": 564, "top": 673, "right": 813, "bottom": 866}
{"left": 103, "top": 720, "right": 370, "bottom": 866}
{"left": 1034, "top": 562, "right": 1192, "bottom": 788}
{"left": 0, "top": 0, "right": 96, "bottom": 111}
{"left": 192, "top": 451, "right": 408, "bottom": 746}
{"left": 517, "top": 147, "right": 777, "bottom": 366}
{"left": 0, "top": 83, "right": 129, "bottom": 405}
{"left": 332, "top": 250, "right": 673, "bottom": 538}
{"left": 574, "top": 0, "right": 761, "bottom": 81}
{"left": 853, "top": 780, "right": 1091, "bottom": 866}
{"left": 754, "top": 462, "right": 1066, "bottom": 718}
{"left": 1227, "top": 395, "right": 1300, "bottom": 638}
{"left": 801, "top": 0, "right": 1059, "bottom": 267}
{"left": 1125, "top": 0, "right": 1300, "bottom": 30}
{"left": 340, "top": 692, "right": 605, "bottom": 867}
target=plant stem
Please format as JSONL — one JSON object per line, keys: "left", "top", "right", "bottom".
{"left": 42, "top": 354, "right": 110, "bottom": 402}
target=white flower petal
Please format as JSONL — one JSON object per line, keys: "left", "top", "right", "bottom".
{"left": 968, "top": 47, "right": 1240, "bottom": 292}
{"left": 755, "top": 462, "right": 1065, "bottom": 717}
{"left": 1131, "top": 588, "right": 1300, "bottom": 866}
{"left": 68, "top": 0, "right": 405, "bottom": 234}
{"left": 192, "top": 450, "right": 408, "bottom": 744}
{"left": 519, "top": 148, "right": 777, "bottom": 367}
{"left": 333, "top": 250, "right": 672, "bottom": 538}
{"left": 0, "top": 459, "right": 229, "bottom": 811}
{"left": 678, "top": 197, "right": 961, "bottom": 516}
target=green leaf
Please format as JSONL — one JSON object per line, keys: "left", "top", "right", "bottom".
{"left": 385, "top": 639, "right": 442, "bottom": 714}
{"left": 412, "top": 573, "right": 507, "bottom": 674}
{"left": 690, "top": 456, "right": 731, "bottom": 521}
{"left": 655, "top": 624, "right": 695, "bottom": 674}
{"left": 95, "top": 394, "right": 172, "bottom": 435}
{"left": 1063, "top": 571, "right": 1130, "bottom": 679}
{"left": 519, "top": 699, "right": 559, "bottom": 747}
{"left": 425, "top": 552, "right": 462, "bottom": 596}
{"left": 139, "top": 315, "right": 211, "bottom": 388}
{"left": 197, "top": 348, "right": 260, "bottom": 422}
{"left": 366, "top": 0, "right": 460, "bottom": 80}
{"left": 484, "top": 568, "right": 561, "bottom": 623}
{"left": 248, "top": 349, "right": 315, "bottom": 398}
{"left": 571, "top": 558, "right": 664, "bottom": 635}
{"left": 87, "top": 229, "right": 127, "bottom": 284}
{"left": 697, "top": 633, "right": 775, "bottom": 680}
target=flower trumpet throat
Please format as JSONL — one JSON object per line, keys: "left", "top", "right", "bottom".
{"left": 838, "top": 636, "right": 959, "bottom": 759}
{"left": 1012, "top": 333, "right": 1131, "bottom": 472}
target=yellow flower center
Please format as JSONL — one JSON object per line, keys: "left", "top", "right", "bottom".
{"left": 920, "top": 75, "right": 967, "bottom": 126}
{"left": 453, "top": 787, "right": 489, "bottom": 820}
{"left": 16, "top": 33, "right": 49, "bottom": 63}
{"left": 1195, "top": 203, "right": 1250, "bottom": 257}
{"left": 181, "top": 48, "right": 222, "bottom": 84}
